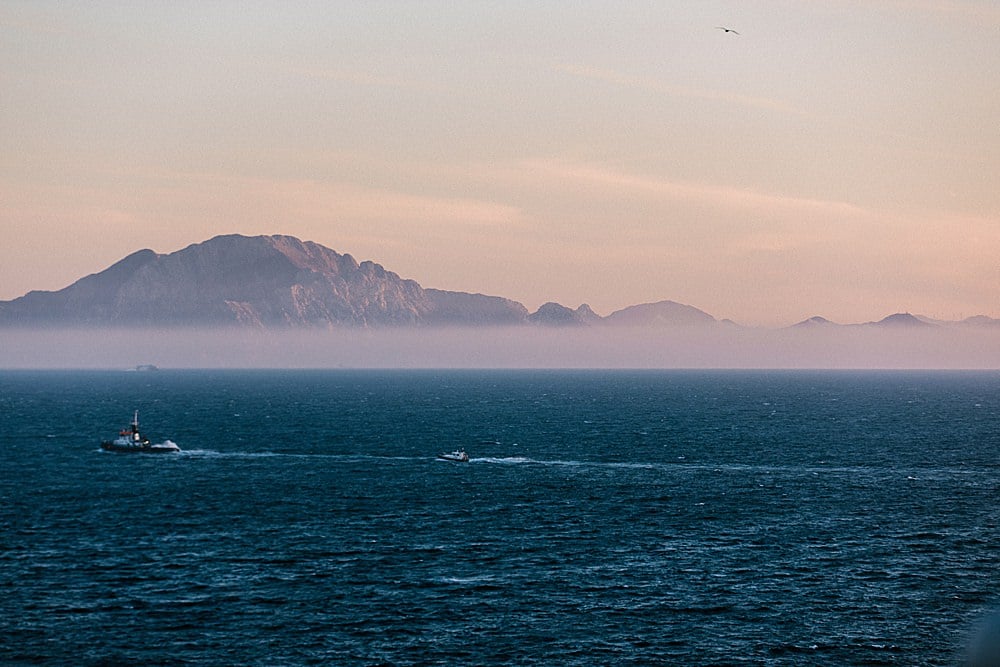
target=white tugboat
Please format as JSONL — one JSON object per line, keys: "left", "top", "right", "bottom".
{"left": 100, "top": 411, "right": 180, "bottom": 454}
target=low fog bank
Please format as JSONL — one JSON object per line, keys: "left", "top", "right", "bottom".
{"left": 1, "top": 326, "right": 998, "bottom": 369}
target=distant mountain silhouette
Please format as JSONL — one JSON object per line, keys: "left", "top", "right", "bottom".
{"left": 790, "top": 316, "right": 839, "bottom": 329}
{"left": 915, "top": 314, "right": 1000, "bottom": 328}
{"left": 0, "top": 235, "right": 995, "bottom": 330}
{"left": 603, "top": 300, "right": 716, "bottom": 327}
{"left": 528, "top": 303, "right": 602, "bottom": 326}
{"left": 866, "top": 313, "right": 934, "bottom": 328}
{"left": 422, "top": 288, "right": 527, "bottom": 326}
{"left": 0, "top": 235, "right": 526, "bottom": 327}
{"left": 960, "top": 315, "right": 1000, "bottom": 327}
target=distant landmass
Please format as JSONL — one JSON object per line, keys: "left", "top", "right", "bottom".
{"left": 0, "top": 234, "right": 996, "bottom": 330}
{"left": 527, "top": 302, "right": 603, "bottom": 326}
{"left": 604, "top": 300, "right": 716, "bottom": 327}
{"left": 0, "top": 235, "right": 525, "bottom": 328}
{"left": 790, "top": 312, "right": 998, "bottom": 330}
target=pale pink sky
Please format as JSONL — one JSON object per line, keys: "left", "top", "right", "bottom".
{"left": 1, "top": 1, "right": 997, "bottom": 326}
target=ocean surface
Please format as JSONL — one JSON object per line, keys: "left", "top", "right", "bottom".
{"left": 2, "top": 370, "right": 999, "bottom": 666}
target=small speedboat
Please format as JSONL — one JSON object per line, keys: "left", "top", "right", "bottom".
{"left": 437, "top": 449, "right": 469, "bottom": 463}
{"left": 100, "top": 411, "right": 180, "bottom": 454}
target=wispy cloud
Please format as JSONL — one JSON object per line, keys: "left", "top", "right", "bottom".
{"left": 132, "top": 169, "right": 526, "bottom": 230}
{"left": 519, "top": 158, "right": 871, "bottom": 219}
{"left": 554, "top": 64, "right": 807, "bottom": 116}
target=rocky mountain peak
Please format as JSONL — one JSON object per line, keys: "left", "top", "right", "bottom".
{"left": 0, "top": 235, "right": 524, "bottom": 328}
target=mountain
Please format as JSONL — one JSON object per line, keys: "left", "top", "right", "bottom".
{"left": 960, "top": 315, "right": 1000, "bottom": 328}
{"left": 1, "top": 235, "right": 994, "bottom": 331}
{"left": 918, "top": 314, "right": 1000, "bottom": 328}
{"left": 866, "top": 313, "right": 934, "bottom": 328}
{"left": 790, "top": 316, "right": 839, "bottom": 329}
{"left": 422, "top": 289, "right": 527, "bottom": 325}
{"left": 0, "top": 235, "right": 527, "bottom": 328}
{"left": 603, "top": 300, "right": 716, "bottom": 327}
{"left": 528, "top": 302, "right": 602, "bottom": 326}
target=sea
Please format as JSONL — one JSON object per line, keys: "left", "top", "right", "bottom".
{"left": 2, "top": 369, "right": 999, "bottom": 666}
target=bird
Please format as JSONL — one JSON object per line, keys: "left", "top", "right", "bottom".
{"left": 716, "top": 26, "right": 740, "bottom": 35}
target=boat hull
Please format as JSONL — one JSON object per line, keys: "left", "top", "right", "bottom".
{"left": 100, "top": 442, "right": 180, "bottom": 454}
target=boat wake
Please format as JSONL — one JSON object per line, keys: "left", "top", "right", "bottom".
{"left": 474, "top": 456, "right": 596, "bottom": 467}
{"left": 174, "top": 450, "right": 304, "bottom": 459}
{"left": 95, "top": 448, "right": 970, "bottom": 483}
{"left": 175, "top": 451, "right": 430, "bottom": 462}
{"left": 475, "top": 456, "right": 535, "bottom": 465}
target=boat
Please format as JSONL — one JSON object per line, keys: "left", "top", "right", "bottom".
{"left": 437, "top": 449, "right": 469, "bottom": 463}
{"left": 100, "top": 411, "right": 180, "bottom": 453}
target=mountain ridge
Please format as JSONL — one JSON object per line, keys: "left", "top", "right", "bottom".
{"left": 0, "top": 234, "right": 996, "bottom": 330}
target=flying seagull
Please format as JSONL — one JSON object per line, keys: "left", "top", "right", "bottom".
{"left": 716, "top": 26, "right": 740, "bottom": 35}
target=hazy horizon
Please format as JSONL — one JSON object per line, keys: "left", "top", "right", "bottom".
{"left": 2, "top": 325, "right": 998, "bottom": 370}
{"left": 2, "top": 2, "right": 998, "bottom": 327}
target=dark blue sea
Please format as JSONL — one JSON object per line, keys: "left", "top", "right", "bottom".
{"left": 2, "top": 370, "right": 999, "bottom": 666}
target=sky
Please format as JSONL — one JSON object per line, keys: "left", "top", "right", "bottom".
{"left": 1, "top": 0, "right": 998, "bottom": 327}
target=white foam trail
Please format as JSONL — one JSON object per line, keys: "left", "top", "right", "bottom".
{"left": 176, "top": 450, "right": 427, "bottom": 462}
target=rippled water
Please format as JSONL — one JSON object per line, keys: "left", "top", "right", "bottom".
{"left": 2, "top": 370, "right": 999, "bottom": 665}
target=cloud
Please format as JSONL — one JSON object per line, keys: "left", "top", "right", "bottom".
{"left": 108, "top": 169, "right": 527, "bottom": 231}
{"left": 265, "top": 178, "right": 525, "bottom": 229}
{"left": 517, "top": 159, "right": 873, "bottom": 221}
{"left": 554, "top": 64, "right": 808, "bottom": 116}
